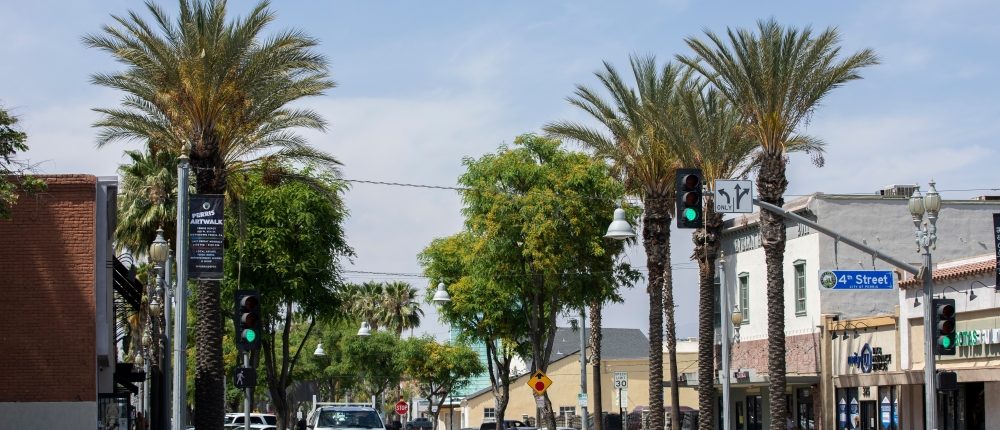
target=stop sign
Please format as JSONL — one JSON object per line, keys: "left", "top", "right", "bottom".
{"left": 395, "top": 400, "right": 409, "bottom": 416}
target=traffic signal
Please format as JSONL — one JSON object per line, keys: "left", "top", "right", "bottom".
{"left": 937, "top": 370, "right": 958, "bottom": 391}
{"left": 234, "top": 290, "right": 262, "bottom": 352}
{"left": 675, "top": 168, "right": 704, "bottom": 229}
{"left": 933, "top": 298, "right": 956, "bottom": 356}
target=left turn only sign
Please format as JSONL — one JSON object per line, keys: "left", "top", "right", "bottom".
{"left": 526, "top": 371, "right": 552, "bottom": 395}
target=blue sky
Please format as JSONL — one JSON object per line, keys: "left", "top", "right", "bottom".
{"left": 3, "top": 0, "right": 999, "bottom": 339}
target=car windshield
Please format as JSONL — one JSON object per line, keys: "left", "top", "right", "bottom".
{"left": 318, "top": 410, "right": 382, "bottom": 429}
{"left": 264, "top": 416, "right": 277, "bottom": 425}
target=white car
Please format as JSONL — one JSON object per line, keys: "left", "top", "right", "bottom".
{"left": 225, "top": 412, "right": 278, "bottom": 430}
{"left": 308, "top": 404, "right": 384, "bottom": 430}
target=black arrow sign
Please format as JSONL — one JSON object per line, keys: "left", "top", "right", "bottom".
{"left": 717, "top": 189, "right": 731, "bottom": 204}
{"left": 735, "top": 184, "right": 750, "bottom": 209}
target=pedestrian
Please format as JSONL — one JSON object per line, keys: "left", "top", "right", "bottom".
{"left": 134, "top": 412, "right": 146, "bottom": 430}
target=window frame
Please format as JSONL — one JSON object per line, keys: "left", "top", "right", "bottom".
{"left": 738, "top": 272, "right": 750, "bottom": 324}
{"left": 483, "top": 407, "right": 496, "bottom": 422}
{"left": 558, "top": 406, "right": 576, "bottom": 418}
{"left": 794, "top": 260, "right": 807, "bottom": 316}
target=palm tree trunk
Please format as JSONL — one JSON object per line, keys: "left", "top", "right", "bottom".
{"left": 757, "top": 150, "right": 788, "bottom": 430}
{"left": 192, "top": 140, "right": 227, "bottom": 430}
{"left": 694, "top": 201, "right": 722, "bottom": 430}
{"left": 589, "top": 300, "right": 603, "bottom": 430}
{"left": 642, "top": 194, "right": 670, "bottom": 430}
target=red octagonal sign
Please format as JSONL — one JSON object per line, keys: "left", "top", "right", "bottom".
{"left": 395, "top": 400, "right": 409, "bottom": 416}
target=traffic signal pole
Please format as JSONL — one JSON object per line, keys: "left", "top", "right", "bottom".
{"left": 922, "top": 251, "right": 937, "bottom": 429}
{"left": 245, "top": 352, "right": 251, "bottom": 430}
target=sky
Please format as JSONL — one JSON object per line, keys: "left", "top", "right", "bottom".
{"left": 3, "top": 0, "right": 1000, "bottom": 341}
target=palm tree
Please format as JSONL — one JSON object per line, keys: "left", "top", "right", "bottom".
{"left": 115, "top": 148, "right": 182, "bottom": 257}
{"left": 344, "top": 281, "right": 387, "bottom": 331}
{"left": 679, "top": 20, "right": 877, "bottom": 428}
{"left": 381, "top": 281, "right": 424, "bottom": 338}
{"left": 546, "top": 56, "right": 684, "bottom": 430}
{"left": 86, "top": 1, "right": 338, "bottom": 428}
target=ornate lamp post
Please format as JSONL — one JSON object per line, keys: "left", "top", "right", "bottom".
{"left": 909, "top": 181, "right": 942, "bottom": 429}
{"left": 150, "top": 227, "right": 171, "bottom": 430}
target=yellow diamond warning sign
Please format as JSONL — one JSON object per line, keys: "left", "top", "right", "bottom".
{"left": 526, "top": 370, "right": 552, "bottom": 395}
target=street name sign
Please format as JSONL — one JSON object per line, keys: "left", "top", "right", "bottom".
{"left": 578, "top": 393, "right": 588, "bottom": 407}
{"left": 714, "top": 180, "right": 753, "bottom": 214}
{"left": 819, "top": 270, "right": 895, "bottom": 290}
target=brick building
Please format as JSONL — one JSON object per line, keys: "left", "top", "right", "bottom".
{"left": 0, "top": 175, "right": 126, "bottom": 429}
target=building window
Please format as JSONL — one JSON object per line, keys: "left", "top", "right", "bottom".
{"left": 794, "top": 260, "right": 807, "bottom": 316}
{"left": 558, "top": 407, "right": 575, "bottom": 418}
{"left": 739, "top": 273, "right": 749, "bottom": 323}
{"left": 483, "top": 408, "right": 496, "bottom": 422}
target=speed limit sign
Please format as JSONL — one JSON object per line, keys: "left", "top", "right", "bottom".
{"left": 613, "top": 371, "right": 628, "bottom": 389}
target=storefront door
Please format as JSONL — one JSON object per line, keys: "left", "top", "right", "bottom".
{"left": 860, "top": 401, "right": 877, "bottom": 430}
{"left": 746, "top": 395, "right": 763, "bottom": 430}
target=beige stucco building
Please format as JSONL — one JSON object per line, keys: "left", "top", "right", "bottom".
{"left": 452, "top": 328, "right": 698, "bottom": 430}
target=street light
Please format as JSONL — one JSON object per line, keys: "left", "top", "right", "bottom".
{"left": 314, "top": 343, "right": 326, "bottom": 357}
{"left": 432, "top": 282, "right": 451, "bottom": 303}
{"left": 730, "top": 305, "right": 743, "bottom": 344}
{"left": 604, "top": 207, "right": 636, "bottom": 240}
{"left": 908, "top": 181, "right": 942, "bottom": 429}
{"left": 357, "top": 321, "right": 372, "bottom": 337}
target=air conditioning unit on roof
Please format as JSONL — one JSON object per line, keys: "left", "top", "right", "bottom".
{"left": 879, "top": 184, "right": 919, "bottom": 199}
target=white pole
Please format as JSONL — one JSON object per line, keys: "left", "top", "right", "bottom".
{"left": 161, "top": 255, "right": 172, "bottom": 430}
{"left": 173, "top": 150, "right": 189, "bottom": 429}
{"left": 719, "top": 252, "right": 731, "bottom": 430}
{"left": 580, "top": 307, "right": 589, "bottom": 430}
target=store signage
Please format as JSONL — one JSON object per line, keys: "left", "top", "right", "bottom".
{"left": 734, "top": 370, "right": 749, "bottom": 380}
{"left": 957, "top": 328, "right": 1000, "bottom": 347}
{"left": 838, "top": 398, "right": 847, "bottom": 429}
{"left": 189, "top": 194, "right": 224, "bottom": 280}
{"left": 880, "top": 397, "right": 891, "bottom": 428}
{"left": 846, "top": 343, "right": 892, "bottom": 373}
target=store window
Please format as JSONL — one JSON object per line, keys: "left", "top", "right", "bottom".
{"left": 794, "top": 260, "right": 807, "bottom": 315}
{"left": 739, "top": 272, "right": 749, "bottom": 323}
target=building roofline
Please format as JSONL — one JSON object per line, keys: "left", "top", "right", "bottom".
{"left": 899, "top": 254, "right": 997, "bottom": 288}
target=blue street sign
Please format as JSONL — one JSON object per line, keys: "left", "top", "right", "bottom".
{"left": 819, "top": 270, "right": 895, "bottom": 290}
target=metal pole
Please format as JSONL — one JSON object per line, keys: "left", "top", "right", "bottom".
{"left": 719, "top": 252, "right": 731, "bottom": 430}
{"left": 160, "top": 250, "right": 173, "bottom": 429}
{"left": 245, "top": 353, "right": 251, "bottom": 430}
{"left": 922, "top": 251, "right": 937, "bottom": 429}
{"left": 580, "top": 307, "right": 589, "bottom": 430}
{"left": 173, "top": 150, "right": 189, "bottom": 430}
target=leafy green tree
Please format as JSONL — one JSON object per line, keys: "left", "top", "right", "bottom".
{"left": 222, "top": 169, "right": 352, "bottom": 430}
{"left": 545, "top": 57, "right": 684, "bottom": 430}
{"left": 295, "top": 318, "right": 360, "bottom": 403}
{"left": 434, "top": 134, "right": 635, "bottom": 429}
{"left": 87, "top": 1, "right": 339, "bottom": 426}
{"left": 400, "top": 337, "right": 484, "bottom": 430}
{"left": 345, "top": 331, "right": 404, "bottom": 414}
{"left": 679, "top": 20, "right": 877, "bottom": 428}
{"left": 0, "top": 106, "right": 44, "bottom": 219}
{"left": 420, "top": 232, "right": 528, "bottom": 428}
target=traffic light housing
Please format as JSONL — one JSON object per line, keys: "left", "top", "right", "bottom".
{"left": 933, "top": 298, "right": 956, "bottom": 356}
{"left": 234, "top": 290, "right": 261, "bottom": 352}
{"left": 675, "top": 168, "right": 704, "bottom": 229}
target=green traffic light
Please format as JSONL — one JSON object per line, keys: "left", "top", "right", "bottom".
{"left": 683, "top": 208, "right": 697, "bottom": 222}
{"left": 940, "top": 336, "right": 952, "bottom": 349}
{"left": 244, "top": 329, "right": 257, "bottom": 343}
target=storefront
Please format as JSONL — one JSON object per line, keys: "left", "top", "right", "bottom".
{"left": 830, "top": 318, "right": 901, "bottom": 430}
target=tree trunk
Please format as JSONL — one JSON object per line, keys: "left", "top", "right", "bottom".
{"left": 641, "top": 194, "right": 670, "bottom": 430}
{"left": 193, "top": 279, "right": 225, "bottom": 430}
{"left": 694, "top": 200, "right": 722, "bottom": 430}
{"left": 589, "top": 301, "right": 603, "bottom": 430}
{"left": 191, "top": 137, "right": 227, "bottom": 430}
{"left": 758, "top": 150, "right": 788, "bottom": 430}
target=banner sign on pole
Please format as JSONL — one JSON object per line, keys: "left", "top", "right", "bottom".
{"left": 189, "top": 194, "right": 225, "bottom": 280}
{"left": 993, "top": 214, "right": 999, "bottom": 287}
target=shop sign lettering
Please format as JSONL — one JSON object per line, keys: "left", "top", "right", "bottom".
{"left": 846, "top": 343, "right": 892, "bottom": 373}
{"left": 957, "top": 328, "right": 1000, "bottom": 347}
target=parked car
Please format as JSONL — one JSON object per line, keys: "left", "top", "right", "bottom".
{"left": 308, "top": 403, "right": 385, "bottom": 430}
{"left": 479, "top": 420, "right": 536, "bottom": 430}
{"left": 224, "top": 412, "right": 278, "bottom": 430}
{"left": 406, "top": 418, "right": 433, "bottom": 430}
